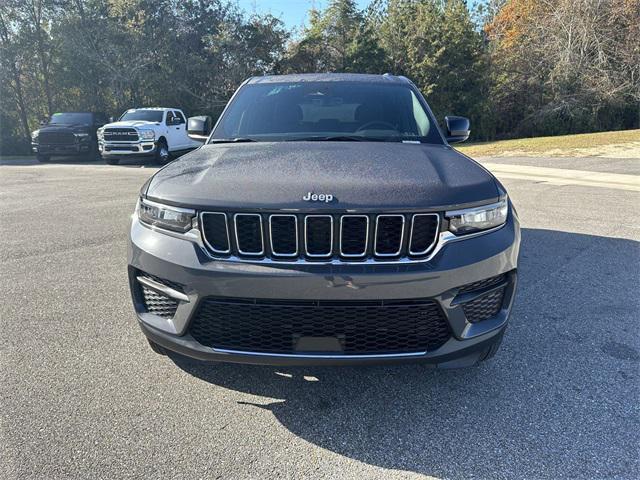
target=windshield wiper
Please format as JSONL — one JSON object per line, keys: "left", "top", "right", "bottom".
{"left": 288, "top": 135, "right": 400, "bottom": 142}
{"left": 210, "top": 137, "right": 257, "bottom": 143}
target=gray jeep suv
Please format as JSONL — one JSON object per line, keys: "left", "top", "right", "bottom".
{"left": 128, "top": 73, "right": 520, "bottom": 367}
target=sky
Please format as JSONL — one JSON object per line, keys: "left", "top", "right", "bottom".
{"left": 236, "top": 0, "right": 373, "bottom": 30}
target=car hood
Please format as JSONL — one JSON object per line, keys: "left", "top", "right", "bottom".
{"left": 39, "top": 124, "right": 90, "bottom": 134}
{"left": 145, "top": 142, "right": 499, "bottom": 210}
{"left": 104, "top": 120, "right": 160, "bottom": 128}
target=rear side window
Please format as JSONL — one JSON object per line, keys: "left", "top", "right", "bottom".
{"left": 173, "top": 111, "right": 185, "bottom": 124}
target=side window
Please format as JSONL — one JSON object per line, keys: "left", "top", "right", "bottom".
{"left": 166, "top": 111, "right": 175, "bottom": 125}
{"left": 174, "top": 111, "right": 185, "bottom": 124}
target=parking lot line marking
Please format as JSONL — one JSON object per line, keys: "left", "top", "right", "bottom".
{"left": 481, "top": 163, "right": 640, "bottom": 192}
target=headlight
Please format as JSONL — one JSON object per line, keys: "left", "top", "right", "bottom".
{"left": 31, "top": 130, "right": 39, "bottom": 141}
{"left": 97, "top": 128, "right": 104, "bottom": 140}
{"left": 138, "top": 198, "right": 195, "bottom": 233}
{"left": 139, "top": 129, "right": 155, "bottom": 140}
{"left": 446, "top": 197, "right": 508, "bottom": 235}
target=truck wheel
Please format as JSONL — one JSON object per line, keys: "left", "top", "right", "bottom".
{"left": 37, "top": 154, "right": 50, "bottom": 163}
{"left": 104, "top": 156, "right": 120, "bottom": 165}
{"left": 147, "top": 338, "right": 168, "bottom": 356}
{"left": 154, "top": 139, "right": 170, "bottom": 165}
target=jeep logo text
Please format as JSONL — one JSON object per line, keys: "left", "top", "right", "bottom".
{"left": 303, "top": 192, "right": 334, "bottom": 203}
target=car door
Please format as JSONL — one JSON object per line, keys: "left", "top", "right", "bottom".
{"left": 175, "top": 110, "right": 201, "bottom": 150}
{"left": 166, "top": 111, "right": 188, "bottom": 151}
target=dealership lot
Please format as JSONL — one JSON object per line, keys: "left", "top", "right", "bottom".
{"left": 1, "top": 156, "right": 638, "bottom": 479}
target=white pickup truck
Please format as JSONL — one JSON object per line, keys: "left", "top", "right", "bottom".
{"left": 98, "top": 107, "right": 205, "bottom": 165}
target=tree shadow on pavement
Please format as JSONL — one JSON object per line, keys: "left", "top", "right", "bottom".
{"left": 0, "top": 155, "right": 156, "bottom": 168}
{"left": 172, "top": 228, "right": 639, "bottom": 479}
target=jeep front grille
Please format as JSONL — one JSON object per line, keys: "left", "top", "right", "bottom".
{"left": 200, "top": 211, "right": 440, "bottom": 262}
{"left": 103, "top": 127, "right": 138, "bottom": 142}
{"left": 189, "top": 297, "right": 451, "bottom": 355}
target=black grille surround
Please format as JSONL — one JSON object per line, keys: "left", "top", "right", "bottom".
{"left": 189, "top": 297, "right": 452, "bottom": 355}
{"left": 200, "top": 211, "right": 440, "bottom": 262}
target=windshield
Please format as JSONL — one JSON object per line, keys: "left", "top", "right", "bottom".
{"left": 49, "top": 112, "right": 93, "bottom": 125}
{"left": 119, "top": 110, "right": 164, "bottom": 123}
{"left": 211, "top": 81, "right": 443, "bottom": 144}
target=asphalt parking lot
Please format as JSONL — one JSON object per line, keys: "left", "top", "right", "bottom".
{"left": 1, "top": 155, "right": 639, "bottom": 479}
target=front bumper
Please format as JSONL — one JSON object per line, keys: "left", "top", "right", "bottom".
{"left": 128, "top": 210, "right": 520, "bottom": 366}
{"left": 32, "top": 142, "right": 91, "bottom": 156}
{"left": 100, "top": 141, "right": 156, "bottom": 157}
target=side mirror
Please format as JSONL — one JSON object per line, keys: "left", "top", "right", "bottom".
{"left": 187, "top": 116, "right": 213, "bottom": 141}
{"left": 108, "top": 116, "right": 115, "bottom": 123}
{"left": 445, "top": 116, "right": 470, "bottom": 143}
{"left": 39, "top": 118, "right": 48, "bottom": 126}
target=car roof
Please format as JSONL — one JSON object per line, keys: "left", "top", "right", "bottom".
{"left": 125, "top": 107, "right": 181, "bottom": 111}
{"left": 245, "top": 73, "right": 412, "bottom": 85}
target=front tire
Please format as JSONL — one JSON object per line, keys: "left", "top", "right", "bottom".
{"left": 36, "top": 154, "right": 50, "bottom": 163}
{"left": 478, "top": 330, "right": 505, "bottom": 362}
{"left": 147, "top": 338, "right": 168, "bottom": 356}
{"left": 154, "top": 139, "right": 170, "bottom": 165}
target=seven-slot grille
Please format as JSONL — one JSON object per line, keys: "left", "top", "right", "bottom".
{"left": 200, "top": 212, "right": 439, "bottom": 262}
{"left": 103, "top": 127, "right": 138, "bottom": 142}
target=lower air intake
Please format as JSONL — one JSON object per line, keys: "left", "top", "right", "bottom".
{"left": 189, "top": 297, "right": 451, "bottom": 355}
{"left": 139, "top": 274, "right": 183, "bottom": 319}
{"left": 141, "top": 286, "right": 179, "bottom": 318}
{"left": 462, "top": 288, "right": 505, "bottom": 323}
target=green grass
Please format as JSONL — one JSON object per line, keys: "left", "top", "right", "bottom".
{"left": 0, "top": 155, "right": 35, "bottom": 161}
{"left": 456, "top": 129, "right": 640, "bottom": 158}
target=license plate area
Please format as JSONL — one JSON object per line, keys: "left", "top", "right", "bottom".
{"left": 294, "top": 336, "right": 344, "bottom": 352}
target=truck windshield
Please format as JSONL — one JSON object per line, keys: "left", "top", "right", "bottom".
{"left": 119, "top": 110, "right": 164, "bottom": 123}
{"left": 211, "top": 82, "right": 443, "bottom": 144}
{"left": 50, "top": 113, "right": 93, "bottom": 125}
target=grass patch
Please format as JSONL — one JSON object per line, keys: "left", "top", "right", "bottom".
{"left": 457, "top": 129, "right": 640, "bottom": 158}
{"left": 0, "top": 155, "right": 35, "bottom": 161}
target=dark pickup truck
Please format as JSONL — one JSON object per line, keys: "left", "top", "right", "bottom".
{"left": 31, "top": 112, "right": 108, "bottom": 162}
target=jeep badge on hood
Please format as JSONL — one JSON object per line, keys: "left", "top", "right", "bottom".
{"left": 303, "top": 192, "right": 334, "bottom": 203}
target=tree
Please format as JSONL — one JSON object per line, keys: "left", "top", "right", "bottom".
{"left": 377, "top": 0, "right": 490, "bottom": 135}
{"left": 0, "top": 6, "right": 31, "bottom": 147}
{"left": 485, "top": 0, "right": 640, "bottom": 136}
{"left": 282, "top": 0, "right": 387, "bottom": 74}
